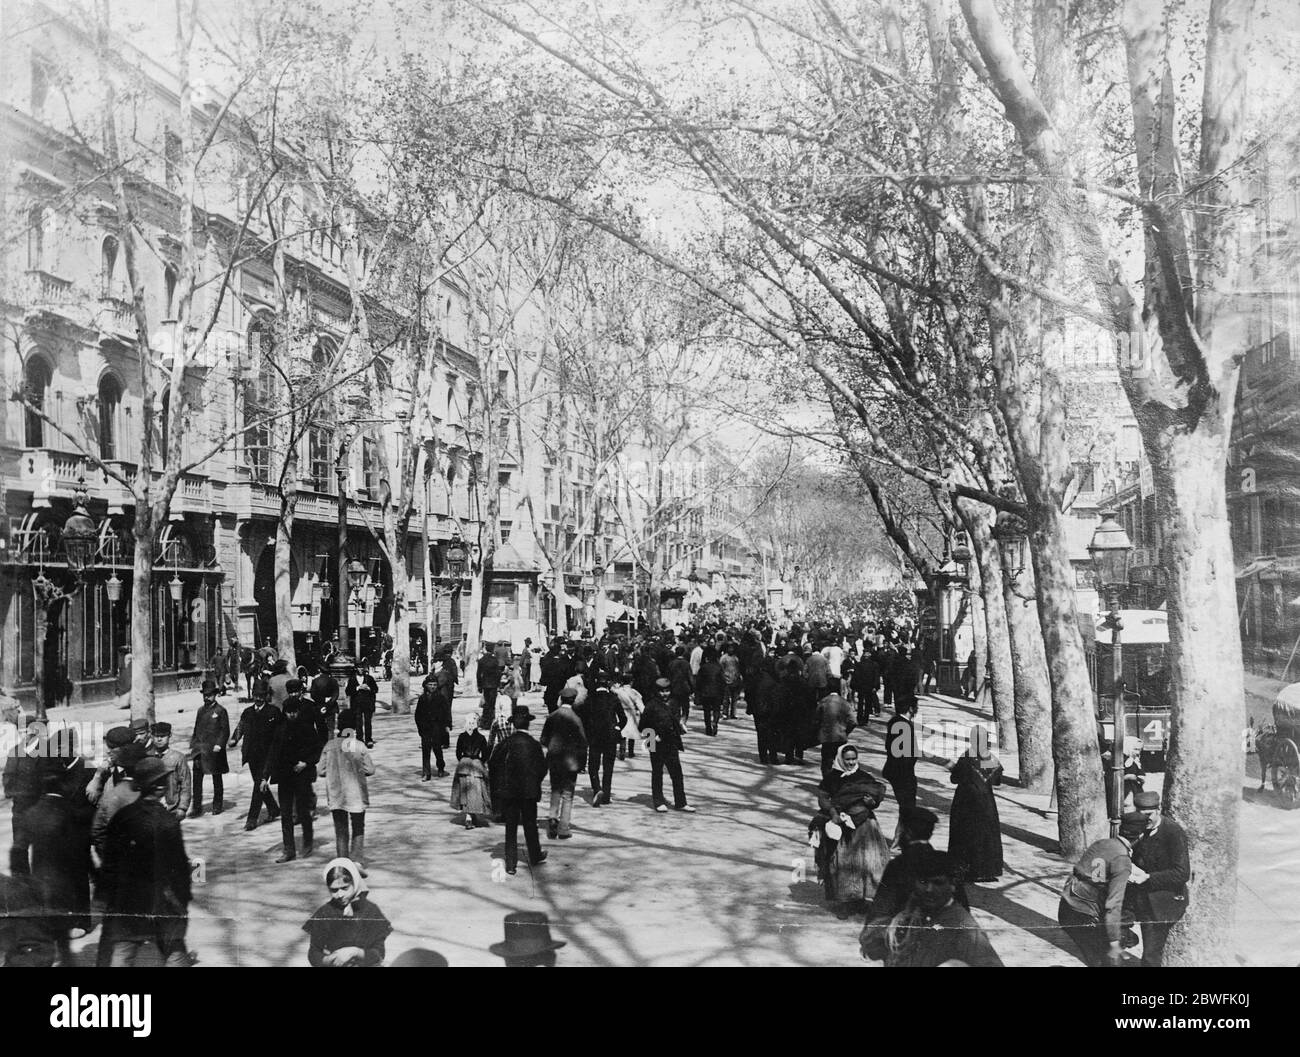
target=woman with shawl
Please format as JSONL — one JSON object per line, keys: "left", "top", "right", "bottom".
{"left": 947, "top": 725, "right": 1004, "bottom": 883}
{"left": 808, "top": 744, "right": 890, "bottom": 906}
{"left": 451, "top": 711, "right": 492, "bottom": 828}
{"left": 303, "top": 858, "right": 392, "bottom": 967}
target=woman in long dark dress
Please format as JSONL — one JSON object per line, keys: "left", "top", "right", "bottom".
{"left": 947, "top": 725, "right": 1004, "bottom": 882}
{"left": 808, "top": 744, "right": 890, "bottom": 906}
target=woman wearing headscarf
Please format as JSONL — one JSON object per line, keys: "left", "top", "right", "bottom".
{"left": 947, "top": 724, "right": 1004, "bottom": 883}
{"left": 302, "top": 858, "right": 392, "bottom": 967}
{"left": 451, "top": 711, "right": 492, "bottom": 829}
{"left": 808, "top": 744, "right": 890, "bottom": 907}
{"left": 318, "top": 710, "right": 375, "bottom": 870}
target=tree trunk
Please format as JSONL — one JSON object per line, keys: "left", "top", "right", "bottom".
{"left": 130, "top": 524, "right": 156, "bottom": 725}
{"left": 552, "top": 568, "right": 570, "bottom": 636}
{"left": 1030, "top": 507, "right": 1106, "bottom": 855}
{"left": 275, "top": 459, "right": 298, "bottom": 673}
{"left": 465, "top": 556, "right": 486, "bottom": 660}
{"left": 976, "top": 537, "right": 1018, "bottom": 759}
{"left": 387, "top": 525, "right": 411, "bottom": 715}
{"left": 32, "top": 597, "right": 48, "bottom": 723}
{"left": 646, "top": 577, "right": 663, "bottom": 631}
{"left": 1000, "top": 551, "right": 1054, "bottom": 793}
{"left": 1157, "top": 426, "right": 1243, "bottom": 966}
{"left": 962, "top": 503, "right": 1018, "bottom": 755}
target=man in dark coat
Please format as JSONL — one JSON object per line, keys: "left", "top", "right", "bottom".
{"left": 539, "top": 641, "right": 571, "bottom": 714}
{"left": 882, "top": 699, "right": 919, "bottom": 825}
{"left": 639, "top": 680, "right": 696, "bottom": 813}
{"left": 189, "top": 680, "right": 229, "bottom": 817}
{"left": 100, "top": 756, "right": 192, "bottom": 967}
{"left": 666, "top": 648, "right": 694, "bottom": 726}
{"left": 490, "top": 707, "right": 549, "bottom": 874}
{"left": 25, "top": 757, "right": 93, "bottom": 965}
{"left": 414, "top": 676, "right": 452, "bottom": 780}
{"left": 229, "top": 695, "right": 283, "bottom": 830}
{"left": 346, "top": 669, "right": 379, "bottom": 748}
{"left": 774, "top": 662, "right": 812, "bottom": 765}
{"left": 575, "top": 676, "right": 627, "bottom": 806}
{"left": 540, "top": 689, "right": 588, "bottom": 839}
{"left": 852, "top": 650, "right": 882, "bottom": 721}
{"left": 263, "top": 696, "right": 324, "bottom": 863}
{"left": 695, "top": 649, "right": 727, "bottom": 736}
{"left": 748, "top": 660, "right": 781, "bottom": 764}
{"left": 476, "top": 645, "right": 503, "bottom": 726}
{"left": 222, "top": 638, "right": 242, "bottom": 695}
{"left": 310, "top": 667, "right": 340, "bottom": 732}
{"left": 1124, "top": 790, "right": 1190, "bottom": 967}
{"left": 4, "top": 723, "right": 46, "bottom": 875}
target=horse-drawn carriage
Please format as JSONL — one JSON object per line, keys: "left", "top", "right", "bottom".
{"left": 1254, "top": 683, "right": 1300, "bottom": 808}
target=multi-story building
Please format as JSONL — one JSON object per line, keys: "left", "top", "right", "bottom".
{"left": 1229, "top": 138, "right": 1300, "bottom": 683}
{"left": 0, "top": 3, "right": 484, "bottom": 707}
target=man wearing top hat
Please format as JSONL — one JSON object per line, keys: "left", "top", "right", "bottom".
{"left": 149, "top": 722, "right": 192, "bottom": 820}
{"left": 1124, "top": 790, "right": 1190, "bottom": 966}
{"left": 189, "top": 680, "right": 230, "bottom": 817}
{"left": 489, "top": 910, "right": 565, "bottom": 967}
{"left": 489, "top": 706, "right": 549, "bottom": 875}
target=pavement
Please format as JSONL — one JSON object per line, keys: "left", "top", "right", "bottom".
{"left": 3, "top": 682, "right": 1297, "bottom": 966}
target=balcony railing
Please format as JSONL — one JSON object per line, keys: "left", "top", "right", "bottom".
{"left": 25, "top": 269, "right": 74, "bottom": 306}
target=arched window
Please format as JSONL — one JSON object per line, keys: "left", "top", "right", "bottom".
{"left": 306, "top": 338, "right": 335, "bottom": 492}
{"left": 164, "top": 265, "right": 178, "bottom": 317}
{"left": 26, "top": 206, "right": 45, "bottom": 270}
{"left": 244, "top": 315, "right": 277, "bottom": 483}
{"left": 98, "top": 373, "right": 123, "bottom": 460}
{"left": 101, "top": 236, "right": 120, "bottom": 298}
{"left": 158, "top": 389, "right": 171, "bottom": 462}
{"left": 23, "top": 356, "right": 51, "bottom": 448}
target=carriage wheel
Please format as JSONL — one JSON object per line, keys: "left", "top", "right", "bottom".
{"left": 1275, "top": 738, "right": 1300, "bottom": 809}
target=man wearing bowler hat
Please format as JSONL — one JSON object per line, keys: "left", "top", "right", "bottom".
{"left": 489, "top": 706, "right": 548, "bottom": 875}
{"left": 489, "top": 911, "right": 565, "bottom": 967}
{"left": 1057, "top": 810, "right": 1149, "bottom": 966}
{"left": 1123, "top": 790, "right": 1189, "bottom": 966}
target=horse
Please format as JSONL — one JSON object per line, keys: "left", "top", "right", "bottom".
{"left": 1248, "top": 717, "right": 1300, "bottom": 805}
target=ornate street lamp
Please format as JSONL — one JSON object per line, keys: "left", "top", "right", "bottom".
{"left": 991, "top": 509, "right": 1029, "bottom": 582}
{"left": 445, "top": 539, "right": 467, "bottom": 579}
{"left": 1089, "top": 508, "right": 1134, "bottom": 838}
{"left": 61, "top": 479, "right": 97, "bottom": 578}
{"left": 168, "top": 572, "right": 185, "bottom": 604}
{"left": 347, "top": 559, "right": 369, "bottom": 598}
{"left": 105, "top": 572, "right": 124, "bottom": 603}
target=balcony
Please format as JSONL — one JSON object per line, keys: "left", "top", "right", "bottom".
{"left": 18, "top": 448, "right": 89, "bottom": 507}
{"left": 24, "top": 269, "right": 74, "bottom": 309}
{"left": 172, "top": 473, "right": 213, "bottom": 516}
{"left": 97, "top": 296, "right": 136, "bottom": 338}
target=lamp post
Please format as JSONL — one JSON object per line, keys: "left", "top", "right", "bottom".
{"left": 1089, "top": 507, "right": 1134, "bottom": 837}
{"left": 592, "top": 553, "right": 607, "bottom": 637}
{"left": 30, "top": 479, "right": 99, "bottom": 721}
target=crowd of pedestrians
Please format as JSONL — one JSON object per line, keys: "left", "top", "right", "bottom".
{"left": 0, "top": 611, "right": 1189, "bottom": 967}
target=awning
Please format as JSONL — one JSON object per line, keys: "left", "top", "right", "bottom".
{"left": 1237, "top": 557, "right": 1277, "bottom": 579}
{"left": 604, "top": 601, "right": 630, "bottom": 621}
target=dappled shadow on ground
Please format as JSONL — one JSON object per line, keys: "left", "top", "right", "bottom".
{"left": 14, "top": 689, "right": 1089, "bottom": 966}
